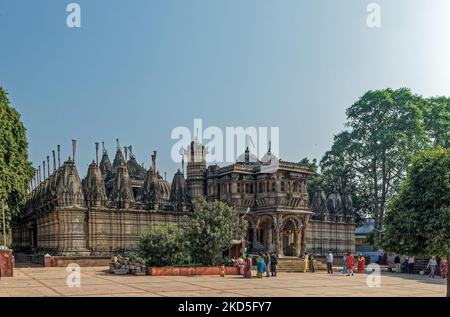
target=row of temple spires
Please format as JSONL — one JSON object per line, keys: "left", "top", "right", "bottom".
{"left": 26, "top": 139, "right": 191, "bottom": 211}
{"left": 28, "top": 139, "right": 181, "bottom": 190}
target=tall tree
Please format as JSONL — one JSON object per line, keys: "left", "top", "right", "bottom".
{"left": 382, "top": 147, "right": 450, "bottom": 297}
{"left": 0, "top": 87, "right": 33, "bottom": 233}
{"left": 321, "top": 88, "right": 428, "bottom": 244}
{"left": 423, "top": 97, "right": 450, "bottom": 148}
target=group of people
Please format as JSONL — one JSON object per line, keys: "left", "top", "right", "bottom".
{"left": 324, "top": 250, "right": 366, "bottom": 276}
{"left": 232, "top": 251, "right": 278, "bottom": 279}
{"left": 394, "top": 255, "right": 448, "bottom": 278}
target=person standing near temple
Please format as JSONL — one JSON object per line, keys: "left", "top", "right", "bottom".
{"left": 256, "top": 254, "right": 266, "bottom": 278}
{"left": 303, "top": 252, "right": 309, "bottom": 273}
{"left": 326, "top": 250, "right": 334, "bottom": 274}
{"left": 263, "top": 253, "right": 271, "bottom": 277}
{"left": 440, "top": 258, "right": 448, "bottom": 279}
{"left": 243, "top": 254, "right": 252, "bottom": 278}
{"left": 427, "top": 256, "right": 438, "bottom": 278}
{"left": 342, "top": 253, "right": 347, "bottom": 274}
{"left": 394, "top": 255, "right": 401, "bottom": 273}
{"left": 309, "top": 254, "right": 316, "bottom": 273}
{"left": 270, "top": 252, "right": 278, "bottom": 277}
{"left": 346, "top": 252, "right": 355, "bottom": 276}
{"left": 357, "top": 254, "right": 366, "bottom": 273}
{"left": 408, "top": 255, "right": 415, "bottom": 274}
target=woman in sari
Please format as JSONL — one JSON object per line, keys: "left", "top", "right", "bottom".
{"left": 440, "top": 258, "right": 448, "bottom": 279}
{"left": 342, "top": 254, "right": 347, "bottom": 274}
{"left": 357, "top": 255, "right": 366, "bottom": 273}
{"left": 243, "top": 254, "right": 252, "bottom": 278}
{"left": 256, "top": 254, "right": 266, "bottom": 278}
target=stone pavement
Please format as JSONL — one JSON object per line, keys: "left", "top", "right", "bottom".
{"left": 0, "top": 267, "right": 446, "bottom": 297}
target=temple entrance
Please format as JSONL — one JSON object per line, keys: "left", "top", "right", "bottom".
{"left": 281, "top": 221, "right": 295, "bottom": 256}
{"left": 280, "top": 217, "right": 301, "bottom": 257}
{"left": 258, "top": 216, "right": 274, "bottom": 253}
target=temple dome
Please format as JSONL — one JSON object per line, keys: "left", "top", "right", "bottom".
{"left": 83, "top": 161, "right": 107, "bottom": 207}
{"left": 112, "top": 148, "right": 126, "bottom": 175}
{"left": 100, "top": 151, "right": 112, "bottom": 176}
{"left": 127, "top": 156, "right": 146, "bottom": 180}
{"left": 170, "top": 170, "right": 188, "bottom": 202}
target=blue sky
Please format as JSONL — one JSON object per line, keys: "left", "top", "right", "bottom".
{"left": 1, "top": 0, "right": 450, "bottom": 178}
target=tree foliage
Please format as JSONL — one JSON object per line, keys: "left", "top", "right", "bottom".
{"left": 181, "top": 199, "right": 247, "bottom": 266}
{"left": 138, "top": 199, "right": 247, "bottom": 267}
{"left": 0, "top": 87, "right": 33, "bottom": 227}
{"left": 381, "top": 147, "right": 450, "bottom": 296}
{"left": 138, "top": 224, "right": 189, "bottom": 267}
{"left": 382, "top": 147, "right": 450, "bottom": 256}
{"left": 319, "top": 88, "right": 438, "bottom": 243}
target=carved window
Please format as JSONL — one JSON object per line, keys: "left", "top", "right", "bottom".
{"left": 272, "top": 182, "right": 276, "bottom": 192}
{"left": 281, "top": 181, "right": 285, "bottom": 192}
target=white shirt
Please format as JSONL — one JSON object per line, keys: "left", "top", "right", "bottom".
{"left": 326, "top": 253, "right": 333, "bottom": 263}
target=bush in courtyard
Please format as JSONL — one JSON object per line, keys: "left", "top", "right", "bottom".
{"left": 180, "top": 199, "right": 248, "bottom": 266}
{"left": 138, "top": 224, "right": 189, "bottom": 267}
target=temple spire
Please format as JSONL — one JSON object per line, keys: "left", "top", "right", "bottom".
{"left": 181, "top": 154, "right": 185, "bottom": 175}
{"left": 151, "top": 151, "right": 157, "bottom": 172}
{"left": 57, "top": 145, "right": 61, "bottom": 167}
{"left": 47, "top": 156, "right": 50, "bottom": 177}
{"left": 72, "top": 139, "right": 77, "bottom": 162}
{"left": 95, "top": 142, "right": 99, "bottom": 165}
{"left": 43, "top": 161, "right": 46, "bottom": 180}
{"left": 52, "top": 150, "right": 56, "bottom": 172}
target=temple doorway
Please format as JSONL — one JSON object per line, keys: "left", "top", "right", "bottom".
{"left": 258, "top": 216, "right": 274, "bottom": 253}
{"left": 281, "top": 221, "right": 295, "bottom": 256}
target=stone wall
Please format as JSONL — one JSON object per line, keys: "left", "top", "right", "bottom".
{"left": 306, "top": 220, "right": 356, "bottom": 256}
{"left": 13, "top": 208, "right": 184, "bottom": 256}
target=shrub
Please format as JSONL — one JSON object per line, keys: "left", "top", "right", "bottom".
{"left": 138, "top": 224, "right": 189, "bottom": 267}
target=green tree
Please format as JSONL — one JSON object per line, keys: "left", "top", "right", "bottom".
{"left": 138, "top": 224, "right": 189, "bottom": 267}
{"left": 299, "top": 157, "right": 320, "bottom": 203}
{"left": 382, "top": 147, "right": 450, "bottom": 296}
{"left": 0, "top": 87, "right": 33, "bottom": 239}
{"left": 321, "top": 88, "right": 429, "bottom": 244}
{"left": 181, "top": 199, "right": 247, "bottom": 266}
{"left": 423, "top": 97, "right": 450, "bottom": 148}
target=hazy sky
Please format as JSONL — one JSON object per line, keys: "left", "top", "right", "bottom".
{"left": 1, "top": 0, "right": 449, "bottom": 178}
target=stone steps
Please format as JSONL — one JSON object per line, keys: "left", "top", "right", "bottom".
{"left": 276, "top": 257, "right": 327, "bottom": 272}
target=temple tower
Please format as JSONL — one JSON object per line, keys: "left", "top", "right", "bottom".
{"left": 186, "top": 139, "right": 207, "bottom": 199}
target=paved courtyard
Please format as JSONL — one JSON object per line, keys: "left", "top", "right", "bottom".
{"left": 0, "top": 267, "right": 446, "bottom": 297}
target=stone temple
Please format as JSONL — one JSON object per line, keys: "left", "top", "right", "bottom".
{"left": 12, "top": 140, "right": 355, "bottom": 258}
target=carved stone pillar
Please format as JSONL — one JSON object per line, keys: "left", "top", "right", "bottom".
{"left": 294, "top": 229, "right": 301, "bottom": 256}
{"left": 301, "top": 223, "right": 307, "bottom": 254}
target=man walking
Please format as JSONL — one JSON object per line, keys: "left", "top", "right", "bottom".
{"left": 408, "top": 256, "right": 415, "bottom": 274}
{"left": 326, "top": 250, "right": 334, "bottom": 274}
{"left": 427, "top": 256, "right": 437, "bottom": 278}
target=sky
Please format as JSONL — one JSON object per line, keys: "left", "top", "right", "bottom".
{"left": 1, "top": 0, "right": 450, "bottom": 178}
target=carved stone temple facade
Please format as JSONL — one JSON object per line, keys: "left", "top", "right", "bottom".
{"left": 12, "top": 140, "right": 355, "bottom": 257}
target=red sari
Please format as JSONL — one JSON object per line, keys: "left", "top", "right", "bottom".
{"left": 243, "top": 258, "right": 252, "bottom": 278}
{"left": 357, "top": 257, "right": 366, "bottom": 273}
{"left": 346, "top": 255, "right": 355, "bottom": 271}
